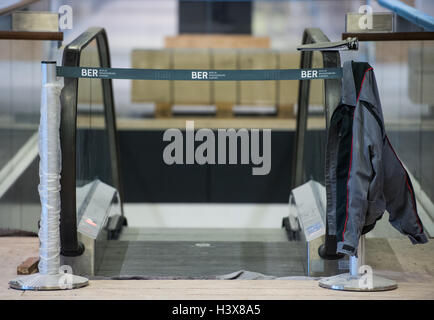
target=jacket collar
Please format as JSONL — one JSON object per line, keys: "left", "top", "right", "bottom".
{"left": 341, "top": 60, "right": 374, "bottom": 107}
{"left": 342, "top": 60, "right": 357, "bottom": 107}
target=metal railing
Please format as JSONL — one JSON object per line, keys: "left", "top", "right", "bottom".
{"left": 0, "top": 0, "right": 40, "bottom": 16}
{"left": 60, "top": 27, "right": 124, "bottom": 256}
{"left": 292, "top": 28, "right": 342, "bottom": 260}
{"left": 377, "top": 0, "right": 434, "bottom": 31}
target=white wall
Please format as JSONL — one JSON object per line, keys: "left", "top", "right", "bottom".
{"left": 124, "top": 203, "right": 288, "bottom": 229}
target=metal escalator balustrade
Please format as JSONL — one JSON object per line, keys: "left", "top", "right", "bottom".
{"left": 60, "top": 27, "right": 125, "bottom": 257}
{"left": 293, "top": 28, "right": 343, "bottom": 261}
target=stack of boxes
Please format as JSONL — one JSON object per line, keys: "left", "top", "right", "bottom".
{"left": 131, "top": 48, "right": 325, "bottom": 118}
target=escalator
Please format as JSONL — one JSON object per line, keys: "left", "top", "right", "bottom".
{"left": 0, "top": 1, "right": 432, "bottom": 282}
{"left": 56, "top": 27, "right": 343, "bottom": 278}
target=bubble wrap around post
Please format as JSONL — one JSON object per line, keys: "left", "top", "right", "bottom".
{"left": 37, "top": 81, "right": 62, "bottom": 275}
{"left": 9, "top": 63, "right": 88, "bottom": 291}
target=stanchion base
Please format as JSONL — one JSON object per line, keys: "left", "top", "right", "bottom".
{"left": 9, "top": 272, "right": 89, "bottom": 291}
{"left": 318, "top": 273, "right": 397, "bottom": 292}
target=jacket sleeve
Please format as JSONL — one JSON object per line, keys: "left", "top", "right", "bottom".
{"left": 383, "top": 136, "right": 428, "bottom": 244}
{"left": 336, "top": 106, "right": 382, "bottom": 257}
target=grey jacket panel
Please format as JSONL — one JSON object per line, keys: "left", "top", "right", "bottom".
{"left": 383, "top": 137, "right": 428, "bottom": 245}
{"left": 324, "top": 116, "right": 338, "bottom": 235}
{"left": 326, "top": 60, "right": 428, "bottom": 257}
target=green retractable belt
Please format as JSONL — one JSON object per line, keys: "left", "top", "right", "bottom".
{"left": 56, "top": 66, "right": 342, "bottom": 81}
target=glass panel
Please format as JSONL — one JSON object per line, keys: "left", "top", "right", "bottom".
{"left": 375, "top": 40, "right": 434, "bottom": 225}
{"left": 418, "top": 42, "right": 434, "bottom": 223}
{"left": 303, "top": 51, "right": 326, "bottom": 186}
{"left": 300, "top": 51, "right": 333, "bottom": 277}
{"left": 0, "top": 40, "right": 46, "bottom": 233}
{"left": 76, "top": 40, "right": 114, "bottom": 208}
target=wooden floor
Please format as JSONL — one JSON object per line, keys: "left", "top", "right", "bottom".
{"left": 1, "top": 237, "right": 434, "bottom": 300}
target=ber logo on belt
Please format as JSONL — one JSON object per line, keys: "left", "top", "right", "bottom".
{"left": 191, "top": 71, "right": 208, "bottom": 79}
{"left": 81, "top": 68, "right": 99, "bottom": 77}
{"left": 301, "top": 70, "right": 318, "bottom": 79}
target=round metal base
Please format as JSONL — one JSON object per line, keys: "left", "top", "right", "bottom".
{"left": 9, "top": 273, "right": 89, "bottom": 291}
{"left": 319, "top": 273, "right": 397, "bottom": 292}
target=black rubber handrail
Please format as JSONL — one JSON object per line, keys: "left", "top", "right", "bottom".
{"left": 292, "top": 28, "right": 342, "bottom": 260}
{"left": 60, "top": 27, "right": 124, "bottom": 256}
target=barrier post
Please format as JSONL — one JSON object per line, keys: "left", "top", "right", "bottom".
{"left": 318, "top": 235, "right": 397, "bottom": 291}
{"left": 9, "top": 62, "right": 88, "bottom": 291}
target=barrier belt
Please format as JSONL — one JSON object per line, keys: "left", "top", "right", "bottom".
{"left": 56, "top": 66, "right": 342, "bottom": 81}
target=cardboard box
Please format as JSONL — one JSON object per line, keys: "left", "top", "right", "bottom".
{"left": 310, "top": 51, "right": 325, "bottom": 107}
{"left": 165, "top": 34, "right": 270, "bottom": 49}
{"left": 239, "top": 50, "right": 277, "bottom": 106}
{"left": 276, "top": 50, "right": 323, "bottom": 117}
{"left": 78, "top": 44, "right": 103, "bottom": 105}
{"left": 12, "top": 11, "right": 58, "bottom": 32}
{"left": 212, "top": 49, "right": 237, "bottom": 105}
{"left": 131, "top": 49, "right": 171, "bottom": 103}
{"left": 345, "top": 12, "right": 393, "bottom": 33}
{"left": 173, "top": 49, "right": 211, "bottom": 105}
{"left": 278, "top": 51, "right": 300, "bottom": 108}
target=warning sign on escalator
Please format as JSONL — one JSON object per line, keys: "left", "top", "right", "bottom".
{"left": 290, "top": 180, "right": 326, "bottom": 242}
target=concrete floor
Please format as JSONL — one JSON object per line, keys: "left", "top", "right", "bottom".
{"left": 1, "top": 237, "right": 433, "bottom": 300}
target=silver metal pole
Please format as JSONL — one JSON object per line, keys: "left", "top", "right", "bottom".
{"left": 349, "top": 255, "right": 359, "bottom": 277}
{"left": 41, "top": 61, "right": 57, "bottom": 85}
{"left": 319, "top": 234, "right": 397, "bottom": 291}
{"left": 39, "top": 61, "right": 59, "bottom": 276}
{"left": 358, "top": 234, "right": 365, "bottom": 267}
{"left": 9, "top": 62, "right": 89, "bottom": 291}
{"left": 349, "top": 234, "right": 365, "bottom": 277}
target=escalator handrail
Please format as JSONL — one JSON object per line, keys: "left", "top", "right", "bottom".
{"left": 0, "top": 0, "right": 39, "bottom": 16}
{"left": 377, "top": 0, "right": 434, "bottom": 31}
{"left": 60, "top": 27, "right": 124, "bottom": 256}
{"left": 292, "top": 28, "right": 342, "bottom": 259}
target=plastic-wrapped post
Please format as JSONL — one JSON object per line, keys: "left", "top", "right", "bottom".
{"left": 9, "top": 62, "right": 89, "bottom": 290}
{"left": 38, "top": 61, "right": 62, "bottom": 275}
